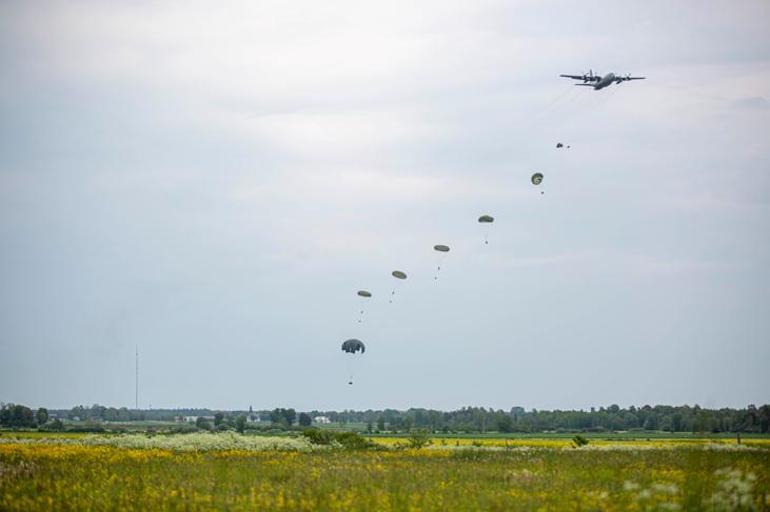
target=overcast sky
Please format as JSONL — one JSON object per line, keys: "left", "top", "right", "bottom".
{"left": 1, "top": 1, "right": 768, "bottom": 412}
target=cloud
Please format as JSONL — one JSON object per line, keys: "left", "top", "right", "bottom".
{"left": 732, "top": 96, "right": 770, "bottom": 110}
{"left": 1, "top": 0, "right": 769, "bottom": 410}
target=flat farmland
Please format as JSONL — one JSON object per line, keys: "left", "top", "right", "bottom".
{"left": 1, "top": 433, "right": 769, "bottom": 511}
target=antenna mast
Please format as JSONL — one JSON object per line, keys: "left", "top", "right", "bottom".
{"left": 135, "top": 345, "right": 139, "bottom": 410}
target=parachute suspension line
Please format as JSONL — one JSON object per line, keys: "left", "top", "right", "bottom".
{"left": 345, "top": 352, "right": 354, "bottom": 385}
{"left": 389, "top": 288, "right": 395, "bottom": 304}
{"left": 434, "top": 261, "right": 446, "bottom": 281}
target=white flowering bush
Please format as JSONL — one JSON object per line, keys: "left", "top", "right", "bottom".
{"left": 623, "top": 480, "right": 681, "bottom": 510}
{"left": 0, "top": 432, "right": 315, "bottom": 452}
{"left": 708, "top": 467, "right": 758, "bottom": 511}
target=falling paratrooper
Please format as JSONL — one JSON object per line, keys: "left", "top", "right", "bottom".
{"left": 556, "top": 142, "right": 571, "bottom": 149}
{"left": 433, "top": 244, "right": 450, "bottom": 281}
{"left": 356, "top": 290, "right": 372, "bottom": 323}
{"left": 531, "top": 172, "right": 544, "bottom": 195}
{"left": 341, "top": 338, "right": 365, "bottom": 385}
{"left": 390, "top": 270, "right": 407, "bottom": 303}
{"left": 478, "top": 215, "right": 494, "bottom": 245}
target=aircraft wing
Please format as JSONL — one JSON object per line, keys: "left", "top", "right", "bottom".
{"left": 574, "top": 83, "right": 594, "bottom": 86}
{"left": 560, "top": 74, "right": 599, "bottom": 82}
{"left": 617, "top": 76, "right": 646, "bottom": 81}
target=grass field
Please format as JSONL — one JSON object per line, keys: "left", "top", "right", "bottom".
{"left": 1, "top": 433, "right": 769, "bottom": 511}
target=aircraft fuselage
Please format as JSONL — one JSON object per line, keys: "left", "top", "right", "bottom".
{"left": 593, "top": 73, "right": 616, "bottom": 90}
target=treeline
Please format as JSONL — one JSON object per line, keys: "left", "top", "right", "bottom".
{"left": 3, "top": 403, "right": 768, "bottom": 434}
{"left": 308, "top": 404, "right": 770, "bottom": 434}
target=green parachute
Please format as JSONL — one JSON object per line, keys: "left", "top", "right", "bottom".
{"left": 341, "top": 338, "right": 365, "bottom": 354}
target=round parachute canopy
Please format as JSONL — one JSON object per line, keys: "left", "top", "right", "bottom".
{"left": 357, "top": 290, "right": 372, "bottom": 298}
{"left": 478, "top": 215, "right": 494, "bottom": 223}
{"left": 531, "top": 173, "right": 544, "bottom": 186}
{"left": 434, "top": 244, "right": 450, "bottom": 252}
{"left": 392, "top": 270, "right": 407, "bottom": 280}
{"left": 341, "top": 338, "right": 365, "bottom": 354}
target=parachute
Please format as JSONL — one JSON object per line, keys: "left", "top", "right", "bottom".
{"left": 341, "top": 338, "right": 365, "bottom": 354}
{"left": 341, "top": 338, "right": 365, "bottom": 385}
{"left": 478, "top": 215, "right": 495, "bottom": 245}
{"left": 356, "top": 290, "right": 372, "bottom": 323}
{"left": 433, "top": 244, "right": 451, "bottom": 280}
{"left": 531, "top": 172, "right": 544, "bottom": 195}
{"left": 390, "top": 271, "right": 407, "bottom": 303}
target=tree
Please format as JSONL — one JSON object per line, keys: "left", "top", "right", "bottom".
{"left": 235, "top": 415, "right": 247, "bottom": 433}
{"left": 377, "top": 416, "right": 385, "bottom": 431}
{"left": 282, "top": 408, "right": 296, "bottom": 427}
{"left": 36, "top": 408, "right": 49, "bottom": 426}
{"left": 642, "top": 414, "right": 658, "bottom": 431}
{"left": 196, "top": 417, "right": 212, "bottom": 431}
{"left": 496, "top": 414, "right": 513, "bottom": 433}
{"left": 0, "top": 404, "right": 36, "bottom": 428}
{"left": 759, "top": 405, "right": 770, "bottom": 434}
{"left": 298, "top": 412, "right": 312, "bottom": 427}
{"left": 214, "top": 412, "right": 225, "bottom": 427}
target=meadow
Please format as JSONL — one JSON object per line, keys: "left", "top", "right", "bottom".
{"left": 1, "top": 432, "right": 769, "bottom": 511}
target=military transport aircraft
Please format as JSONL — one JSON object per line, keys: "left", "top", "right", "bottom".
{"left": 560, "top": 69, "right": 645, "bottom": 90}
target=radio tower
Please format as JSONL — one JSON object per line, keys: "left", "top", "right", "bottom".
{"left": 135, "top": 345, "right": 139, "bottom": 410}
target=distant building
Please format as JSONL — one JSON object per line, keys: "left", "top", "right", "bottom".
{"left": 314, "top": 416, "right": 331, "bottom": 424}
{"left": 183, "top": 415, "right": 214, "bottom": 423}
{"left": 247, "top": 405, "right": 261, "bottom": 423}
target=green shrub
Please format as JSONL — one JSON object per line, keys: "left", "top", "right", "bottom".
{"left": 301, "top": 429, "right": 376, "bottom": 450}
{"left": 407, "top": 430, "right": 432, "bottom": 450}
{"left": 572, "top": 435, "right": 589, "bottom": 448}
